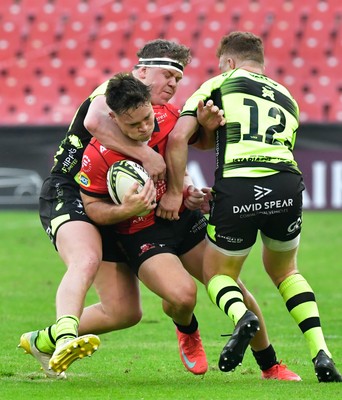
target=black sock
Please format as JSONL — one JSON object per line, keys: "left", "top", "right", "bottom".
{"left": 174, "top": 314, "right": 198, "bottom": 334}
{"left": 252, "top": 344, "right": 278, "bottom": 371}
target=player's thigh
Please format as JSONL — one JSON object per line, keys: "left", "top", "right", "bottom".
{"left": 94, "top": 261, "right": 141, "bottom": 312}
{"left": 138, "top": 253, "right": 197, "bottom": 305}
{"left": 180, "top": 240, "right": 206, "bottom": 284}
{"left": 56, "top": 220, "right": 102, "bottom": 266}
{"left": 203, "top": 240, "right": 247, "bottom": 283}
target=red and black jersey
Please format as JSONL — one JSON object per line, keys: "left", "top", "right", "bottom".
{"left": 79, "top": 103, "right": 180, "bottom": 234}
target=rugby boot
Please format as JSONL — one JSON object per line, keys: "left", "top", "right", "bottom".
{"left": 18, "top": 331, "right": 66, "bottom": 379}
{"left": 313, "top": 350, "right": 342, "bottom": 382}
{"left": 219, "top": 310, "right": 260, "bottom": 372}
{"left": 49, "top": 334, "right": 100, "bottom": 375}
{"left": 176, "top": 328, "right": 208, "bottom": 375}
{"left": 262, "top": 361, "right": 301, "bottom": 381}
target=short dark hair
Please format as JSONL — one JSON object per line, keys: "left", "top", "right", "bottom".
{"left": 136, "top": 39, "right": 191, "bottom": 67}
{"left": 105, "top": 73, "right": 152, "bottom": 115}
{"left": 216, "top": 31, "right": 264, "bottom": 64}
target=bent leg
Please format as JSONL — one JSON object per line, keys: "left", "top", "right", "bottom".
{"left": 237, "top": 279, "right": 270, "bottom": 352}
{"left": 183, "top": 241, "right": 270, "bottom": 351}
{"left": 79, "top": 261, "right": 141, "bottom": 335}
{"left": 139, "top": 253, "right": 197, "bottom": 326}
{"left": 138, "top": 253, "right": 207, "bottom": 375}
{"left": 182, "top": 240, "right": 300, "bottom": 378}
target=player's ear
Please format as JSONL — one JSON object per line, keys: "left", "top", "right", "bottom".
{"left": 138, "top": 66, "right": 149, "bottom": 81}
{"left": 108, "top": 111, "right": 116, "bottom": 122}
{"left": 228, "top": 58, "right": 235, "bottom": 69}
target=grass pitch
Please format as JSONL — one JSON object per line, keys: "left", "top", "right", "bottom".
{"left": 0, "top": 211, "right": 341, "bottom": 399}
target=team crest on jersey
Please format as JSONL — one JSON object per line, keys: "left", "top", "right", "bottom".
{"left": 79, "top": 172, "right": 91, "bottom": 187}
{"left": 68, "top": 134, "right": 83, "bottom": 149}
{"left": 262, "top": 86, "right": 275, "bottom": 101}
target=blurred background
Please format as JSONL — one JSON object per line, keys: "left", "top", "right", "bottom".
{"left": 0, "top": 0, "right": 341, "bottom": 210}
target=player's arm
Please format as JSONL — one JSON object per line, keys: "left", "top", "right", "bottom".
{"left": 192, "top": 99, "right": 225, "bottom": 150}
{"left": 199, "top": 187, "right": 213, "bottom": 214}
{"left": 80, "top": 179, "right": 156, "bottom": 225}
{"left": 156, "top": 115, "right": 199, "bottom": 220}
{"left": 183, "top": 171, "right": 205, "bottom": 211}
{"left": 84, "top": 95, "right": 166, "bottom": 182}
{"left": 157, "top": 99, "right": 224, "bottom": 220}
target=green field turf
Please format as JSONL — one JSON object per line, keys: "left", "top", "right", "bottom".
{"left": 0, "top": 211, "right": 341, "bottom": 399}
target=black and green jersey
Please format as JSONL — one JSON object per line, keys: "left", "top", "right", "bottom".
{"left": 51, "top": 81, "right": 109, "bottom": 181}
{"left": 181, "top": 69, "right": 301, "bottom": 178}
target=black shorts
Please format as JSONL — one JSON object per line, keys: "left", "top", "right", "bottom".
{"left": 39, "top": 174, "right": 125, "bottom": 262}
{"left": 207, "top": 172, "right": 305, "bottom": 251}
{"left": 117, "top": 208, "right": 207, "bottom": 275}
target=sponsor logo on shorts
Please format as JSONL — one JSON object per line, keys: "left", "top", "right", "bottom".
{"left": 55, "top": 182, "right": 63, "bottom": 198}
{"left": 217, "top": 234, "right": 243, "bottom": 244}
{"left": 45, "top": 226, "right": 53, "bottom": 243}
{"left": 287, "top": 217, "right": 302, "bottom": 233}
{"left": 138, "top": 243, "right": 165, "bottom": 256}
{"left": 254, "top": 185, "right": 272, "bottom": 201}
{"left": 75, "top": 210, "right": 86, "bottom": 216}
{"left": 190, "top": 217, "right": 207, "bottom": 233}
{"left": 233, "top": 198, "right": 293, "bottom": 214}
{"left": 73, "top": 198, "right": 84, "bottom": 209}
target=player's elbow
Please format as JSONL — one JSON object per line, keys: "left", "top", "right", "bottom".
{"left": 84, "top": 113, "right": 100, "bottom": 135}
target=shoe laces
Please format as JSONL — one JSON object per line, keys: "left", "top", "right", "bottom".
{"left": 179, "top": 332, "right": 202, "bottom": 354}
{"left": 276, "top": 361, "right": 288, "bottom": 369}
{"left": 270, "top": 361, "right": 298, "bottom": 378}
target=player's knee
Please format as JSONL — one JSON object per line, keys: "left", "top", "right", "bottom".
{"left": 114, "top": 306, "right": 142, "bottom": 329}
{"left": 66, "top": 253, "right": 101, "bottom": 283}
{"left": 128, "top": 308, "right": 143, "bottom": 326}
{"left": 172, "top": 282, "right": 197, "bottom": 312}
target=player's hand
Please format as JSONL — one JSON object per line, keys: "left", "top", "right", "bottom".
{"left": 197, "top": 99, "right": 225, "bottom": 130}
{"left": 184, "top": 185, "right": 204, "bottom": 210}
{"left": 122, "top": 179, "right": 157, "bottom": 216}
{"left": 156, "top": 191, "right": 183, "bottom": 220}
{"left": 141, "top": 149, "right": 166, "bottom": 183}
{"left": 199, "top": 187, "right": 213, "bottom": 214}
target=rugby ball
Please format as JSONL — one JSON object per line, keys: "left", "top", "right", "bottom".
{"left": 107, "top": 160, "right": 150, "bottom": 216}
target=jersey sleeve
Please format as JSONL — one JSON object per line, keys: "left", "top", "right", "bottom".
{"left": 89, "top": 80, "right": 109, "bottom": 102}
{"left": 180, "top": 74, "right": 226, "bottom": 117}
{"left": 79, "top": 139, "right": 111, "bottom": 198}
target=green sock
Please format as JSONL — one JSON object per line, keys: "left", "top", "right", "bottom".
{"left": 278, "top": 273, "right": 331, "bottom": 359}
{"left": 36, "top": 325, "right": 56, "bottom": 354}
{"left": 55, "top": 315, "right": 79, "bottom": 348}
{"left": 207, "top": 274, "right": 248, "bottom": 325}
